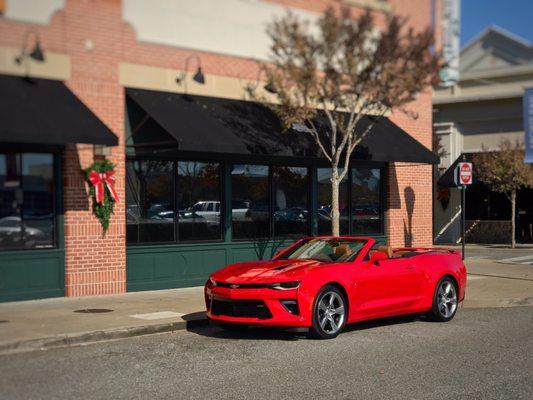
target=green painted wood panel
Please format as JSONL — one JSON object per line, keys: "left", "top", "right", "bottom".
{"left": 0, "top": 249, "right": 65, "bottom": 302}
{"left": 126, "top": 236, "right": 386, "bottom": 292}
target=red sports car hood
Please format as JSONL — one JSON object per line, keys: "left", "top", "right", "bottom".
{"left": 211, "top": 259, "right": 322, "bottom": 283}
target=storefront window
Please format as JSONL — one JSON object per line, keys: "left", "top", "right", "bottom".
{"left": 232, "top": 164, "right": 270, "bottom": 239}
{"left": 177, "top": 161, "right": 222, "bottom": 241}
{"left": 126, "top": 160, "right": 174, "bottom": 243}
{"left": 317, "top": 168, "right": 349, "bottom": 235}
{"left": 273, "top": 166, "right": 308, "bottom": 237}
{"left": 351, "top": 167, "right": 382, "bottom": 233}
{"left": 0, "top": 152, "right": 55, "bottom": 250}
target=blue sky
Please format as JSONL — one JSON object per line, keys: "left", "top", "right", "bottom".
{"left": 461, "top": 0, "right": 533, "bottom": 47}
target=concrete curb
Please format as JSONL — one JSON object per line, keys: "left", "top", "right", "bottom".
{"left": 0, "top": 315, "right": 209, "bottom": 355}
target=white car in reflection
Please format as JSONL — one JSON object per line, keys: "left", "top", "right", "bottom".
{"left": 0, "top": 216, "right": 48, "bottom": 247}
{"left": 191, "top": 200, "right": 250, "bottom": 223}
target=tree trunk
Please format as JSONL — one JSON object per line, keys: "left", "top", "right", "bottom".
{"left": 331, "top": 168, "right": 340, "bottom": 236}
{"left": 511, "top": 190, "right": 516, "bottom": 249}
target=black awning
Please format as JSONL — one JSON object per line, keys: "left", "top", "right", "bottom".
{"left": 126, "top": 88, "right": 437, "bottom": 164}
{"left": 437, "top": 153, "right": 475, "bottom": 187}
{"left": 0, "top": 74, "right": 118, "bottom": 146}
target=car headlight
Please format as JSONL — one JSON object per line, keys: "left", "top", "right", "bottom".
{"left": 267, "top": 281, "right": 300, "bottom": 290}
{"left": 208, "top": 277, "right": 217, "bottom": 287}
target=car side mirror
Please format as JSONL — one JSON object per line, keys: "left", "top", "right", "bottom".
{"left": 369, "top": 251, "right": 388, "bottom": 265}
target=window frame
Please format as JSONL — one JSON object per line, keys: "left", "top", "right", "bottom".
{"left": 0, "top": 148, "right": 60, "bottom": 252}
{"left": 230, "top": 163, "right": 272, "bottom": 241}
{"left": 126, "top": 157, "right": 225, "bottom": 245}
{"left": 175, "top": 159, "right": 224, "bottom": 243}
{"left": 125, "top": 155, "right": 385, "bottom": 246}
{"left": 349, "top": 166, "right": 385, "bottom": 236}
{"left": 271, "top": 165, "right": 311, "bottom": 239}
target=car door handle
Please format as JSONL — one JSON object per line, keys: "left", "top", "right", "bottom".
{"left": 406, "top": 265, "right": 415, "bottom": 270}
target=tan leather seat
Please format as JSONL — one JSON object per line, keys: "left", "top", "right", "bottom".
{"left": 377, "top": 245, "right": 393, "bottom": 258}
{"left": 334, "top": 244, "right": 352, "bottom": 258}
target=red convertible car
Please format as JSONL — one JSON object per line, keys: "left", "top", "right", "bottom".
{"left": 205, "top": 237, "right": 466, "bottom": 339}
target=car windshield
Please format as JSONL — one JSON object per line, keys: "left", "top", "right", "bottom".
{"left": 278, "top": 238, "right": 366, "bottom": 263}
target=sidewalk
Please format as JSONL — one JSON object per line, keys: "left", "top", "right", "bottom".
{"left": 1, "top": 259, "right": 532, "bottom": 354}
{"left": 0, "top": 286, "right": 206, "bottom": 354}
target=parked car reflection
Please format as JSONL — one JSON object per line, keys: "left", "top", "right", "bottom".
{"left": 0, "top": 215, "right": 52, "bottom": 248}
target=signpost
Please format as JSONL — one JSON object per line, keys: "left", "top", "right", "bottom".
{"left": 455, "top": 162, "right": 472, "bottom": 260}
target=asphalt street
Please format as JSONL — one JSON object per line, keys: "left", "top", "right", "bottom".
{"left": 1, "top": 307, "right": 532, "bottom": 400}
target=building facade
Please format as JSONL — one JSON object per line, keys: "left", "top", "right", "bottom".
{"left": 0, "top": 0, "right": 437, "bottom": 302}
{"left": 434, "top": 26, "right": 533, "bottom": 245}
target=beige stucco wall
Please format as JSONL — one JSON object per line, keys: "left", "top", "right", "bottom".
{"left": 0, "top": 45, "right": 70, "bottom": 80}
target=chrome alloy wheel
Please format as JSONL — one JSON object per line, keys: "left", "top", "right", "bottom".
{"left": 437, "top": 280, "right": 457, "bottom": 318}
{"left": 317, "top": 291, "right": 345, "bottom": 335}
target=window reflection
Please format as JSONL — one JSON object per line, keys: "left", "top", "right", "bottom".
{"left": 351, "top": 168, "right": 382, "bottom": 234}
{"left": 232, "top": 164, "right": 269, "bottom": 239}
{"left": 317, "top": 168, "right": 349, "bottom": 235}
{"left": 273, "top": 166, "right": 308, "bottom": 238}
{"left": 126, "top": 160, "right": 174, "bottom": 243}
{"left": 0, "top": 152, "right": 54, "bottom": 250}
{"left": 177, "top": 161, "right": 221, "bottom": 241}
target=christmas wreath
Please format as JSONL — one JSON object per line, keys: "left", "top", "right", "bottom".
{"left": 84, "top": 158, "right": 119, "bottom": 234}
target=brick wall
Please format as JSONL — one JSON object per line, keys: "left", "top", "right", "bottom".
{"left": 0, "top": 0, "right": 435, "bottom": 296}
{"left": 386, "top": 0, "right": 435, "bottom": 247}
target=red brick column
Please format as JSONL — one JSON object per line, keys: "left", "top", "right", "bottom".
{"left": 62, "top": 0, "right": 126, "bottom": 296}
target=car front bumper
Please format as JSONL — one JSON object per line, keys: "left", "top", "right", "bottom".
{"left": 204, "top": 284, "right": 312, "bottom": 327}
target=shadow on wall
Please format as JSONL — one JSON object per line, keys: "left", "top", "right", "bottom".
{"left": 403, "top": 187, "right": 415, "bottom": 247}
{"left": 387, "top": 164, "right": 416, "bottom": 247}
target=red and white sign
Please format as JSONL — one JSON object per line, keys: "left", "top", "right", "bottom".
{"left": 455, "top": 162, "right": 473, "bottom": 186}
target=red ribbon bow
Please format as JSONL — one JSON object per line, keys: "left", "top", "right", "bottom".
{"left": 89, "top": 170, "right": 119, "bottom": 204}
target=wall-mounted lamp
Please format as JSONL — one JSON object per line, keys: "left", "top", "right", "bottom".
{"left": 176, "top": 54, "right": 205, "bottom": 87}
{"left": 250, "top": 67, "right": 278, "bottom": 94}
{"left": 94, "top": 144, "right": 111, "bottom": 158}
{"left": 14, "top": 30, "right": 46, "bottom": 65}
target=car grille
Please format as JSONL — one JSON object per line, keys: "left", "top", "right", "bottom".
{"left": 210, "top": 299, "right": 272, "bottom": 319}
{"left": 215, "top": 282, "right": 268, "bottom": 289}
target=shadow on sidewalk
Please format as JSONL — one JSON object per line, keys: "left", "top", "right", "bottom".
{"left": 183, "top": 312, "right": 423, "bottom": 341}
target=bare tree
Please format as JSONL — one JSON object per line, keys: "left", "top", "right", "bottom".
{"left": 473, "top": 140, "right": 533, "bottom": 248}
{"left": 250, "top": 7, "right": 440, "bottom": 235}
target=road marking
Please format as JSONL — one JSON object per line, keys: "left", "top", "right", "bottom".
{"left": 498, "top": 255, "right": 533, "bottom": 265}
{"left": 130, "top": 311, "right": 184, "bottom": 320}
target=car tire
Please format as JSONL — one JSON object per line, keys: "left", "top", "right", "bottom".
{"left": 427, "top": 277, "right": 459, "bottom": 322}
{"left": 218, "top": 322, "right": 249, "bottom": 332}
{"left": 308, "top": 285, "right": 347, "bottom": 339}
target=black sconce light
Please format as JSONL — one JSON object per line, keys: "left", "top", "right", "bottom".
{"left": 176, "top": 54, "right": 205, "bottom": 86}
{"left": 251, "top": 67, "right": 278, "bottom": 94}
{"left": 14, "top": 30, "right": 46, "bottom": 66}
{"left": 263, "top": 79, "right": 277, "bottom": 94}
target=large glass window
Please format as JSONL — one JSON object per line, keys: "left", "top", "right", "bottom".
{"left": 0, "top": 152, "right": 55, "bottom": 250}
{"left": 177, "top": 161, "right": 222, "bottom": 241}
{"left": 351, "top": 167, "right": 382, "bottom": 234}
{"left": 231, "top": 164, "right": 270, "bottom": 239}
{"left": 126, "top": 160, "right": 174, "bottom": 243}
{"left": 317, "top": 168, "right": 349, "bottom": 235}
{"left": 273, "top": 166, "right": 308, "bottom": 238}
